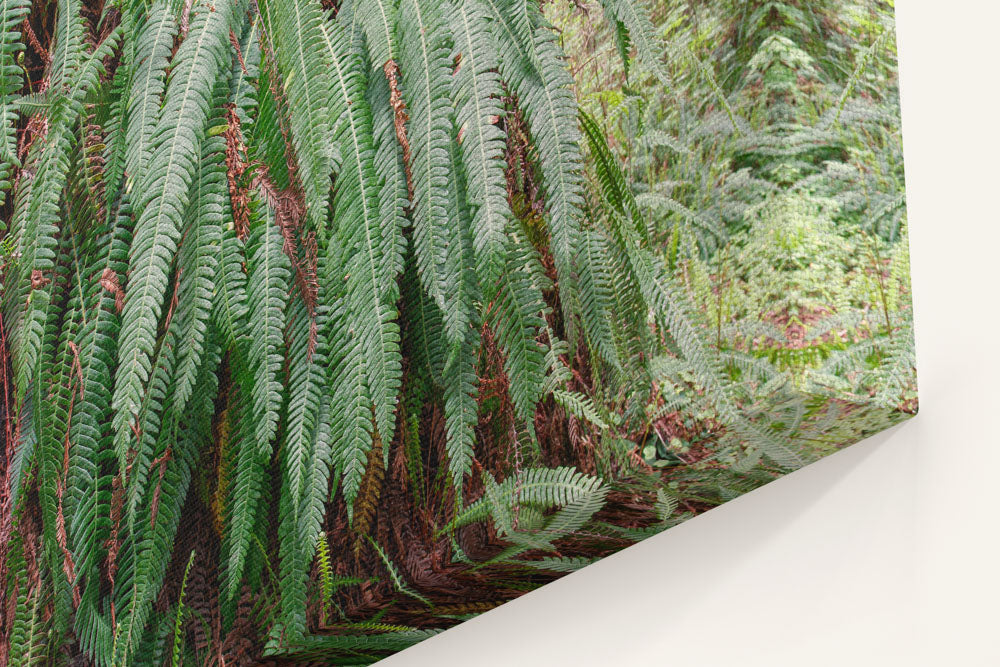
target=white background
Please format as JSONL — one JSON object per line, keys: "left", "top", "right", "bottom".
{"left": 382, "top": 2, "right": 1000, "bottom": 665}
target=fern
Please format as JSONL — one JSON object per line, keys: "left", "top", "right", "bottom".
{"left": 447, "top": 467, "right": 605, "bottom": 530}
{"left": 326, "top": 298, "right": 374, "bottom": 522}
{"left": 112, "top": 0, "right": 236, "bottom": 473}
{"left": 171, "top": 133, "right": 224, "bottom": 429}
{"left": 246, "top": 207, "right": 290, "bottom": 450}
{"left": 315, "top": 531, "right": 333, "bottom": 623}
{"left": 322, "top": 18, "right": 403, "bottom": 448}
{"left": 443, "top": 322, "right": 480, "bottom": 496}
{"left": 367, "top": 536, "right": 431, "bottom": 607}
{"left": 501, "top": 3, "right": 584, "bottom": 332}
{"left": 450, "top": 2, "right": 510, "bottom": 286}
{"left": 212, "top": 224, "right": 250, "bottom": 348}
{"left": 344, "top": 0, "right": 397, "bottom": 73}
{"left": 399, "top": 0, "right": 470, "bottom": 345}
{"left": 171, "top": 551, "right": 195, "bottom": 667}
{"left": 552, "top": 388, "right": 611, "bottom": 431}
{"left": 223, "top": 204, "right": 293, "bottom": 597}
{"left": 113, "top": 337, "right": 221, "bottom": 665}
{"left": 276, "top": 301, "right": 330, "bottom": 637}
{"left": 0, "top": 0, "right": 29, "bottom": 206}
{"left": 123, "top": 3, "right": 178, "bottom": 196}
{"left": 257, "top": 0, "right": 333, "bottom": 232}
{"left": 0, "top": 2, "right": 913, "bottom": 664}
{"left": 489, "top": 236, "right": 549, "bottom": 423}
{"left": 64, "top": 198, "right": 133, "bottom": 640}
{"left": 596, "top": 0, "right": 671, "bottom": 86}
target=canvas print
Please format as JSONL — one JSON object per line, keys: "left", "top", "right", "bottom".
{"left": 0, "top": 0, "right": 915, "bottom": 664}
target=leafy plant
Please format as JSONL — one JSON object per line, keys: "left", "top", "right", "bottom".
{"left": 0, "top": 0, "right": 916, "bottom": 664}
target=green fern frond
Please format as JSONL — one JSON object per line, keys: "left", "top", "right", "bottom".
{"left": 171, "top": 133, "right": 225, "bottom": 427}
{"left": 344, "top": 0, "right": 397, "bottom": 72}
{"left": 257, "top": 0, "right": 333, "bottom": 232}
{"left": 0, "top": 0, "right": 30, "bottom": 206}
{"left": 506, "top": 7, "right": 585, "bottom": 334}
{"left": 488, "top": 236, "right": 549, "bottom": 423}
{"left": 322, "top": 18, "right": 403, "bottom": 448}
{"left": 123, "top": 2, "right": 178, "bottom": 195}
{"left": 171, "top": 550, "right": 196, "bottom": 667}
{"left": 277, "top": 301, "right": 331, "bottom": 639}
{"left": 325, "top": 297, "right": 374, "bottom": 522}
{"left": 551, "top": 389, "right": 610, "bottom": 431}
{"left": 447, "top": 466, "right": 604, "bottom": 531}
{"left": 245, "top": 206, "right": 290, "bottom": 449}
{"left": 450, "top": 1, "right": 511, "bottom": 286}
{"left": 223, "top": 205, "right": 290, "bottom": 602}
{"left": 112, "top": 337, "right": 221, "bottom": 665}
{"left": 443, "top": 322, "right": 479, "bottom": 496}
{"left": 595, "top": 0, "right": 671, "bottom": 86}
{"left": 113, "top": 0, "right": 237, "bottom": 473}
{"left": 399, "top": 0, "right": 472, "bottom": 345}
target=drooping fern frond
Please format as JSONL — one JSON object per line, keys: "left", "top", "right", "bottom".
{"left": 6, "top": 552, "right": 50, "bottom": 666}
{"left": 245, "top": 206, "right": 290, "bottom": 450}
{"left": 276, "top": 300, "right": 331, "bottom": 638}
{"left": 322, "top": 17, "right": 403, "bottom": 449}
{"left": 112, "top": 0, "right": 237, "bottom": 473}
{"left": 575, "top": 228, "right": 623, "bottom": 371}
{"left": 171, "top": 132, "right": 225, "bottom": 429}
{"left": 0, "top": 0, "right": 29, "bottom": 206}
{"left": 112, "top": 336, "right": 221, "bottom": 665}
{"left": 343, "top": 0, "right": 397, "bottom": 74}
{"left": 122, "top": 3, "right": 178, "bottom": 197}
{"left": 223, "top": 204, "right": 290, "bottom": 602}
{"left": 488, "top": 236, "right": 549, "bottom": 423}
{"left": 257, "top": 0, "right": 333, "bottom": 232}
{"left": 497, "top": 2, "right": 585, "bottom": 333}
{"left": 442, "top": 320, "right": 480, "bottom": 495}
{"left": 450, "top": 1, "right": 510, "bottom": 286}
{"left": 399, "top": 0, "right": 471, "bottom": 345}
{"left": 171, "top": 550, "right": 195, "bottom": 667}
{"left": 5, "top": 0, "right": 90, "bottom": 400}
{"left": 438, "top": 135, "right": 482, "bottom": 494}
